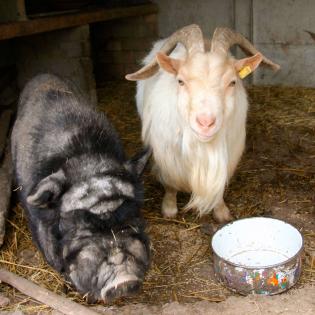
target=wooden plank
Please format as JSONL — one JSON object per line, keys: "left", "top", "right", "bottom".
{"left": 0, "top": 3, "right": 158, "bottom": 41}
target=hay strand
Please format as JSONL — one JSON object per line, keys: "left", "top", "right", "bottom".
{"left": 0, "top": 83, "right": 314, "bottom": 312}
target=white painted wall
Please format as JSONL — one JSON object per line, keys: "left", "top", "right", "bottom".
{"left": 153, "top": 0, "right": 234, "bottom": 38}
{"left": 252, "top": 0, "right": 315, "bottom": 86}
{"left": 153, "top": 0, "right": 315, "bottom": 86}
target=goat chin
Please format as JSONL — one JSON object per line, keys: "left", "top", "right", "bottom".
{"left": 149, "top": 125, "right": 229, "bottom": 216}
{"left": 136, "top": 41, "right": 248, "bottom": 216}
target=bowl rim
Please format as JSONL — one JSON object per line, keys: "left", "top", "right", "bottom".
{"left": 211, "top": 216, "right": 304, "bottom": 269}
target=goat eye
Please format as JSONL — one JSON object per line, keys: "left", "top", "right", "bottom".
{"left": 178, "top": 79, "right": 184, "bottom": 86}
{"left": 229, "top": 80, "right": 236, "bottom": 87}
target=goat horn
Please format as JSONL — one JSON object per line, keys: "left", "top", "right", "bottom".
{"left": 126, "top": 24, "right": 204, "bottom": 81}
{"left": 211, "top": 27, "right": 280, "bottom": 71}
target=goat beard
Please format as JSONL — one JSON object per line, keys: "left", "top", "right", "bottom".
{"left": 183, "top": 130, "right": 228, "bottom": 215}
{"left": 151, "top": 128, "right": 229, "bottom": 216}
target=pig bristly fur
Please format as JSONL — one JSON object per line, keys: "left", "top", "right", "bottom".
{"left": 11, "top": 74, "right": 151, "bottom": 302}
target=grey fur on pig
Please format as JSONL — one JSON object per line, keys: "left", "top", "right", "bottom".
{"left": 11, "top": 74, "right": 151, "bottom": 302}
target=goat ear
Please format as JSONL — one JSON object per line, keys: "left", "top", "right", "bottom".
{"left": 235, "top": 53, "right": 263, "bottom": 79}
{"left": 156, "top": 52, "right": 181, "bottom": 75}
{"left": 124, "top": 148, "right": 151, "bottom": 177}
{"left": 27, "top": 169, "right": 66, "bottom": 208}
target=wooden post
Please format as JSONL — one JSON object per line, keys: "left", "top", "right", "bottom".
{"left": 17, "top": 0, "right": 27, "bottom": 21}
{"left": 0, "top": 0, "right": 27, "bottom": 22}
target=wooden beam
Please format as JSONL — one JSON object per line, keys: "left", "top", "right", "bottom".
{"left": 0, "top": 3, "right": 158, "bottom": 41}
{"left": 0, "top": 268, "right": 101, "bottom": 315}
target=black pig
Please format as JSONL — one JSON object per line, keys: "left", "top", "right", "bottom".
{"left": 11, "top": 74, "right": 151, "bottom": 302}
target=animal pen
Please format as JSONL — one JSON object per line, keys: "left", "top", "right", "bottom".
{"left": 0, "top": 1, "right": 314, "bottom": 314}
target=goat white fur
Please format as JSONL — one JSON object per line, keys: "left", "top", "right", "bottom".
{"left": 127, "top": 25, "right": 279, "bottom": 222}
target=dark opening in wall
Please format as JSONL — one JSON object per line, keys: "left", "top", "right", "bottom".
{"left": 90, "top": 12, "right": 158, "bottom": 84}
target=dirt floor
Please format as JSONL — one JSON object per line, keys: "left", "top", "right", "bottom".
{"left": 94, "top": 284, "right": 315, "bottom": 314}
{"left": 0, "top": 82, "right": 314, "bottom": 314}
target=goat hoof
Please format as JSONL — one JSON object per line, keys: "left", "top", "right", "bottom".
{"left": 212, "top": 204, "right": 234, "bottom": 224}
{"left": 161, "top": 190, "right": 178, "bottom": 218}
{"left": 162, "top": 208, "right": 177, "bottom": 218}
{"left": 161, "top": 201, "right": 178, "bottom": 218}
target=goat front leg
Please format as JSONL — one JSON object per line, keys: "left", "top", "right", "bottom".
{"left": 161, "top": 187, "right": 178, "bottom": 218}
{"left": 212, "top": 199, "right": 234, "bottom": 223}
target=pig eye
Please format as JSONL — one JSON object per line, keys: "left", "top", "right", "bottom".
{"left": 178, "top": 79, "right": 185, "bottom": 86}
{"left": 229, "top": 80, "right": 236, "bottom": 87}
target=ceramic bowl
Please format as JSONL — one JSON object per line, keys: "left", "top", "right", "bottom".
{"left": 211, "top": 217, "right": 303, "bottom": 295}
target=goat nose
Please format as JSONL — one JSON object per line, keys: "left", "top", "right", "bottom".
{"left": 196, "top": 114, "right": 216, "bottom": 128}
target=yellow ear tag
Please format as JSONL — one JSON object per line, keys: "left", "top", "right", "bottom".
{"left": 238, "top": 65, "right": 252, "bottom": 79}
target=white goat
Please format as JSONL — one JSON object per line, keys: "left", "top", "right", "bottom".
{"left": 126, "top": 25, "right": 279, "bottom": 223}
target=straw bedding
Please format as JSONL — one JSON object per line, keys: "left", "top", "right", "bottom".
{"left": 0, "top": 82, "right": 314, "bottom": 313}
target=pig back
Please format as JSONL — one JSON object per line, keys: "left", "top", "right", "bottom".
{"left": 11, "top": 73, "right": 123, "bottom": 201}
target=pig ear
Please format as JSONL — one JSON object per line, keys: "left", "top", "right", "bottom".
{"left": 235, "top": 53, "right": 263, "bottom": 79}
{"left": 27, "top": 169, "right": 66, "bottom": 208}
{"left": 124, "top": 148, "right": 152, "bottom": 177}
{"left": 156, "top": 52, "right": 182, "bottom": 75}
